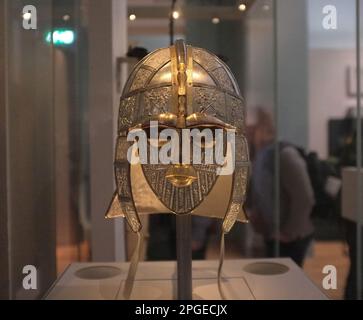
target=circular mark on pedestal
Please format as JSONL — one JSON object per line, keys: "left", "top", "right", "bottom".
{"left": 243, "top": 262, "right": 289, "bottom": 275}
{"left": 75, "top": 266, "right": 122, "bottom": 280}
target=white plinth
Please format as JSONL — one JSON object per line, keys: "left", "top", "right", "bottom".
{"left": 44, "top": 258, "right": 327, "bottom": 300}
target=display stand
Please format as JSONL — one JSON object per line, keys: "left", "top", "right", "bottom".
{"left": 176, "top": 214, "right": 192, "bottom": 300}
{"left": 44, "top": 258, "right": 328, "bottom": 300}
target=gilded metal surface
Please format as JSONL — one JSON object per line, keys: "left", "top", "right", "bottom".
{"left": 115, "top": 137, "right": 131, "bottom": 161}
{"left": 142, "top": 163, "right": 217, "bottom": 214}
{"left": 118, "top": 43, "right": 244, "bottom": 132}
{"left": 105, "top": 192, "right": 124, "bottom": 218}
{"left": 227, "top": 94, "right": 245, "bottom": 133}
{"left": 222, "top": 166, "right": 249, "bottom": 233}
{"left": 222, "top": 135, "right": 250, "bottom": 233}
{"left": 142, "top": 86, "right": 172, "bottom": 116}
{"left": 165, "top": 164, "right": 197, "bottom": 188}
{"left": 192, "top": 87, "right": 226, "bottom": 120}
{"left": 118, "top": 96, "right": 137, "bottom": 132}
{"left": 185, "top": 112, "right": 234, "bottom": 129}
{"left": 107, "top": 40, "right": 249, "bottom": 235}
{"left": 149, "top": 63, "right": 172, "bottom": 85}
{"left": 144, "top": 47, "right": 170, "bottom": 69}
{"left": 210, "top": 67, "right": 234, "bottom": 93}
{"left": 106, "top": 136, "right": 141, "bottom": 232}
{"left": 115, "top": 160, "right": 141, "bottom": 232}
{"left": 130, "top": 68, "right": 153, "bottom": 92}
{"left": 235, "top": 135, "right": 249, "bottom": 162}
{"left": 192, "top": 48, "right": 221, "bottom": 73}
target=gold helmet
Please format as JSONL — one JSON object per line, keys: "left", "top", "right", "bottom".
{"left": 107, "top": 39, "right": 249, "bottom": 230}
{"left": 106, "top": 40, "right": 249, "bottom": 299}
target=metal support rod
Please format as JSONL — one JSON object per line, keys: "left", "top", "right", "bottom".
{"left": 272, "top": 0, "right": 280, "bottom": 258}
{"left": 169, "top": 0, "right": 177, "bottom": 45}
{"left": 176, "top": 214, "right": 192, "bottom": 300}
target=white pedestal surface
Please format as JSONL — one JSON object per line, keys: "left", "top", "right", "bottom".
{"left": 45, "top": 258, "right": 327, "bottom": 300}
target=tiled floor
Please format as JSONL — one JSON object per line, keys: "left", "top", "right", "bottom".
{"left": 303, "top": 241, "right": 349, "bottom": 300}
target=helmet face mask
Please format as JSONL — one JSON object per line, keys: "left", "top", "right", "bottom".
{"left": 106, "top": 39, "right": 249, "bottom": 234}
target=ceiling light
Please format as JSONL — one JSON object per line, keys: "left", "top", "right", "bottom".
{"left": 212, "top": 17, "right": 220, "bottom": 24}
{"left": 238, "top": 3, "right": 247, "bottom": 11}
{"left": 63, "top": 14, "right": 70, "bottom": 21}
{"left": 129, "top": 14, "right": 136, "bottom": 21}
{"left": 172, "top": 10, "right": 180, "bottom": 19}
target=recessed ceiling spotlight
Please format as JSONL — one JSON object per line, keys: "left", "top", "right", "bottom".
{"left": 63, "top": 14, "right": 71, "bottom": 21}
{"left": 129, "top": 14, "right": 136, "bottom": 21}
{"left": 212, "top": 17, "right": 220, "bottom": 24}
{"left": 238, "top": 3, "right": 247, "bottom": 11}
{"left": 172, "top": 10, "right": 180, "bottom": 19}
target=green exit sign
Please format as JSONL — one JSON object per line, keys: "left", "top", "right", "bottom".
{"left": 46, "top": 29, "right": 75, "bottom": 46}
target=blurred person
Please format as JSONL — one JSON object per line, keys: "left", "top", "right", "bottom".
{"left": 249, "top": 109, "right": 315, "bottom": 266}
{"left": 191, "top": 217, "right": 214, "bottom": 259}
{"left": 146, "top": 215, "right": 213, "bottom": 260}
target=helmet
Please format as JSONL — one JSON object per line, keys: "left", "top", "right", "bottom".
{"left": 106, "top": 40, "right": 249, "bottom": 234}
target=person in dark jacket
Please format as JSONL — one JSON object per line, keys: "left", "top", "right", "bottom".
{"left": 249, "top": 109, "right": 314, "bottom": 266}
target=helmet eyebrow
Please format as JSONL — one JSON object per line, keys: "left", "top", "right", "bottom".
{"left": 186, "top": 112, "right": 235, "bottom": 130}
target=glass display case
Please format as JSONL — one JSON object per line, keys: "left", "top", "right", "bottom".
{"left": 0, "top": 0, "right": 362, "bottom": 300}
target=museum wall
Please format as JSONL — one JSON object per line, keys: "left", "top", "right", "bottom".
{"left": 86, "top": 0, "right": 127, "bottom": 262}
{"left": 308, "top": 0, "right": 356, "bottom": 158}
{"left": 244, "top": 7, "right": 274, "bottom": 123}
{"left": 245, "top": 0, "right": 309, "bottom": 149}
{"left": 309, "top": 49, "right": 356, "bottom": 159}
{"left": 245, "top": 0, "right": 358, "bottom": 158}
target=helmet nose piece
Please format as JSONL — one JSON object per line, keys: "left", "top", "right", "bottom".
{"left": 165, "top": 164, "right": 197, "bottom": 187}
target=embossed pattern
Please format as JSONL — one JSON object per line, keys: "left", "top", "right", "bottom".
{"left": 233, "top": 166, "right": 248, "bottom": 201}
{"left": 222, "top": 164, "right": 249, "bottom": 233}
{"left": 192, "top": 87, "right": 226, "bottom": 120}
{"left": 222, "top": 203, "right": 240, "bottom": 232}
{"left": 144, "top": 48, "right": 170, "bottom": 69}
{"left": 193, "top": 48, "right": 221, "bottom": 71}
{"left": 118, "top": 96, "right": 137, "bottom": 130}
{"left": 116, "top": 137, "right": 131, "bottom": 161}
{"left": 142, "top": 163, "right": 217, "bottom": 214}
{"left": 226, "top": 94, "right": 244, "bottom": 131}
{"left": 111, "top": 42, "right": 250, "bottom": 235}
{"left": 211, "top": 67, "right": 234, "bottom": 93}
{"left": 143, "top": 86, "right": 172, "bottom": 116}
{"left": 235, "top": 135, "right": 249, "bottom": 162}
{"left": 115, "top": 161, "right": 141, "bottom": 232}
{"left": 116, "top": 165, "right": 131, "bottom": 197}
{"left": 130, "top": 68, "right": 153, "bottom": 91}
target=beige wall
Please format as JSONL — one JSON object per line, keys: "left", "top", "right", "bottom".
{"left": 88, "top": 0, "right": 127, "bottom": 261}
{"left": 309, "top": 49, "right": 356, "bottom": 158}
